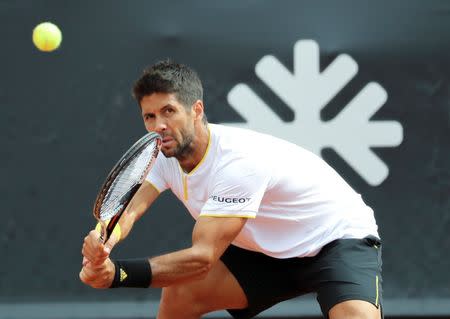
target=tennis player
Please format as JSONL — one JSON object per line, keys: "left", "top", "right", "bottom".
{"left": 80, "top": 61, "right": 383, "bottom": 319}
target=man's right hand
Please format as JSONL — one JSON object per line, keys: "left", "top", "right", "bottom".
{"left": 81, "top": 228, "right": 120, "bottom": 266}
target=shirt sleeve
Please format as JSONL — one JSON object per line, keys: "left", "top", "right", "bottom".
{"left": 200, "top": 157, "right": 270, "bottom": 218}
{"left": 145, "top": 154, "right": 169, "bottom": 193}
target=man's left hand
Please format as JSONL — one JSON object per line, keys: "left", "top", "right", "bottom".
{"left": 79, "top": 258, "right": 115, "bottom": 289}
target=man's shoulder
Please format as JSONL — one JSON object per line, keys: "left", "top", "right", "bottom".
{"left": 209, "top": 123, "right": 242, "bottom": 136}
{"left": 209, "top": 123, "right": 257, "bottom": 156}
{"left": 209, "top": 123, "right": 272, "bottom": 148}
{"left": 209, "top": 123, "right": 304, "bottom": 157}
{"left": 208, "top": 124, "right": 272, "bottom": 175}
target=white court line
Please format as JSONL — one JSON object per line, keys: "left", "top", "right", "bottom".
{"left": 1, "top": 298, "right": 450, "bottom": 318}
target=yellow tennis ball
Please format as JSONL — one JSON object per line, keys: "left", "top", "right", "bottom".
{"left": 32, "top": 22, "right": 62, "bottom": 52}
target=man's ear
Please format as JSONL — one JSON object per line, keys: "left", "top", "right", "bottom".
{"left": 192, "top": 100, "right": 204, "bottom": 121}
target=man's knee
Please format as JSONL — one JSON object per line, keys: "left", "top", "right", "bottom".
{"left": 328, "top": 300, "right": 381, "bottom": 319}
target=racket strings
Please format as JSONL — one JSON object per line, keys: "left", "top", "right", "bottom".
{"left": 102, "top": 148, "right": 151, "bottom": 206}
{"left": 100, "top": 143, "right": 156, "bottom": 220}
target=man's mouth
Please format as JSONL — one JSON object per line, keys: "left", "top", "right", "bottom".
{"left": 162, "top": 136, "right": 174, "bottom": 146}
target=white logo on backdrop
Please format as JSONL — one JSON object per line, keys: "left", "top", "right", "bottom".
{"left": 226, "top": 39, "right": 403, "bottom": 186}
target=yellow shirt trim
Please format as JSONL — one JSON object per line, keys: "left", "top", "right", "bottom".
{"left": 188, "top": 125, "right": 211, "bottom": 176}
{"left": 199, "top": 214, "right": 256, "bottom": 219}
{"left": 147, "top": 181, "right": 161, "bottom": 194}
{"left": 183, "top": 174, "right": 188, "bottom": 201}
{"left": 179, "top": 125, "right": 212, "bottom": 201}
{"left": 375, "top": 275, "right": 379, "bottom": 307}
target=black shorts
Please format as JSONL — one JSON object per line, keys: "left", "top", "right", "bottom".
{"left": 220, "top": 236, "right": 382, "bottom": 319}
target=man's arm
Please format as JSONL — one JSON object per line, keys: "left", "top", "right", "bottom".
{"left": 80, "top": 216, "right": 247, "bottom": 288}
{"left": 149, "top": 216, "right": 247, "bottom": 287}
{"left": 115, "top": 181, "right": 161, "bottom": 241}
{"left": 82, "top": 181, "right": 160, "bottom": 265}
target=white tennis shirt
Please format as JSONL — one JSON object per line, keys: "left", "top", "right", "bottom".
{"left": 146, "top": 124, "right": 379, "bottom": 258}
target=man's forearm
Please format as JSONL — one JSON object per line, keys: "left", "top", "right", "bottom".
{"left": 118, "top": 181, "right": 159, "bottom": 241}
{"left": 149, "top": 247, "right": 212, "bottom": 287}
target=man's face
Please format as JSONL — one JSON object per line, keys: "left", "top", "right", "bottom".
{"left": 140, "top": 93, "right": 196, "bottom": 158}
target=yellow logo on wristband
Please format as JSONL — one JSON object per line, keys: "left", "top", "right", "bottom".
{"left": 120, "top": 268, "right": 128, "bottom": 282}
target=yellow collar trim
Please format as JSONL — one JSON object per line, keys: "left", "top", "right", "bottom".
{"left": 179, "top": 125, "right": 211, "bottom": 176}
{"left": 189, "top": 125, "right": 211, "bottom": 175}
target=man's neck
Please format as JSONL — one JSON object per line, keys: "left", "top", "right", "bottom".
{"left": 178, "top": 123, "right": 209, "bottom": 173}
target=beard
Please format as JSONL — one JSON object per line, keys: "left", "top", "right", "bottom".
{"left": 161, "top": 128, "right": 194, "bottom": 159}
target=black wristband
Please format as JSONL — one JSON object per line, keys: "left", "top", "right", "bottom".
{"left": 110, "top": 258, "right": 152, "bottom": 288}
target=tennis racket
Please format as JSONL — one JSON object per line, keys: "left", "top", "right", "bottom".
{"left": 92, "top": 132, "right": 162, "bottom": 243}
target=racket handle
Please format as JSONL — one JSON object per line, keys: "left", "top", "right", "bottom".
{"left": 96, "top": 220, "right": 121, "bottom": 243}
{"left": 95, "top": 221, "right": 107, "bottom": 243}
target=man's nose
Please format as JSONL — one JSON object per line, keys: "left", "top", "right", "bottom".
{"left": 154, "top": 117, "right": 167, "bottom": 133}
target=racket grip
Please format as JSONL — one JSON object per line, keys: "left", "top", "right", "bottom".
{"left": 95, "top": 220, "right": 121, "bottom": 242}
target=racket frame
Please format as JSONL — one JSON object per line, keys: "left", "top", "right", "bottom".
{"left": 92, "top": 132, "right": 161, "bottom": 243}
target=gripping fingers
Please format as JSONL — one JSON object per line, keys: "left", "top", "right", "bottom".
{"left": 82, "top": 230, "right": 109, "bottom": 265}
{"left": 97, "top": 221, "right": 121, "bottom": 253}
{"left": 95, "top": 220, "right": 121, "bottom": 253}
{"left": 79, "top": 266, "right": 104, "bottom": 288}
{"left": 79, "top": 259, "right": 115, "bottom": 289}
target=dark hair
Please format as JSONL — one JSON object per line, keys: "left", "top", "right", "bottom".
{"left": 132, "top": 60, "right": 203, "bottom": 108}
